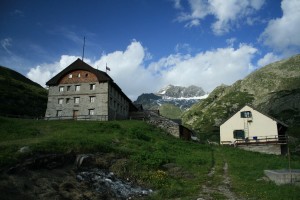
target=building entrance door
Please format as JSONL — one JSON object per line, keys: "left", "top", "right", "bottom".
{"left": 73, "top": 110, "right": 78, "bottom": 119}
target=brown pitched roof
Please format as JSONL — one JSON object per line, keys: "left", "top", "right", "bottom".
{"left": 46, "top": 58, "right": 111, "bottom": 85}
{"left": 46, "top": 58, "right": 137, "bottom": 109}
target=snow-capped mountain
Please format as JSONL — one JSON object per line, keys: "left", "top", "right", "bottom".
{"left": 157, "top": 85, "right": 206, "bottom": 98}
{"left": 134, "top": 85, "right": 208, "bottom": 112}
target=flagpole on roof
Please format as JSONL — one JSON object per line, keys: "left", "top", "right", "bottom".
{"left": 82, "top": 36, "right": 86, "bottom": 61}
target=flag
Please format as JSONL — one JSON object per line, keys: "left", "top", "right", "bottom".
{"left": 106, "top": 63, "right": 110, "bottom": 71}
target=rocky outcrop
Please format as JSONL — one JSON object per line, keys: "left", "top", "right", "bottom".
{"left": 1, "top": 153, "right": 153, "bottom": 200}
{"left": 146, "top": 111, "right": 180, "bottom": 138}
{"left": 77, "top": 168, "right": 153, "bottom": 199}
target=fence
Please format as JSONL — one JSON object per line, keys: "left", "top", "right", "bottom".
{"left": 234, "top": 134, "right": 288, "bottom": 146}
{"left": 45, "top": 115, "right": 109, "bottom": 121}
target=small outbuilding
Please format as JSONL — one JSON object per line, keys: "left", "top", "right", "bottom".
{"left": 220, "top": 105, "right": 288, "bottom": 155}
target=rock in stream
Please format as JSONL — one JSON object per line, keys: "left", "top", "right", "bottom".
{"left": 77, "top": 168, "right": 153, "bottom": 199}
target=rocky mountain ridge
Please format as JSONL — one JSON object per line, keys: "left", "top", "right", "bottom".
{"left": 182, "top": 54, "right": 300, "bottom": 141}
{"left": 134, "top": 85, "right": 208, "bottom": 119}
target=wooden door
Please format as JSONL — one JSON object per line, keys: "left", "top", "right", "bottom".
{"left": 73, "top": 110, "right": 78, "bottom": 119}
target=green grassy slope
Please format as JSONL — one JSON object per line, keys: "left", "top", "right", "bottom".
{"left": 182, "top": 54, "right": 300, "bottom": 142}
{"left": 0, "top": 117, "right": 300, "bottom": 199}
{"left": 159, "top": 103, "right": 183, "bottom": 119}
{"left": 0, "top": 66, "right": 48, "bottom": 117}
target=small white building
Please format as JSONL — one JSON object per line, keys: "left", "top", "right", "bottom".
{"left": 220, "top": 105, "right": 288, "bottom": 155}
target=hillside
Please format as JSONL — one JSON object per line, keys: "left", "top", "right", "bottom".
{"left": 0, "top": 66, "right": 48, "bottom": 117}
{"left": 182, "top": 54, "right": 300, "bottom": 141}
{"left": 0, "top": 117, "right": 300, "bottom": 199}
{"left": 134, "top": 85, "right": 207, "bottom": 119}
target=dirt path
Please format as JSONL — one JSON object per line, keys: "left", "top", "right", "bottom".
{"left": 197, "top": 161, "right": 241, "bottom": 200}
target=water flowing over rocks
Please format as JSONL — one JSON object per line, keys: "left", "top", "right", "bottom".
{"left": 77, "top": 168, "right": 153, "bottom": 199}
{"left": 1, "top": 153, "right": 153, "bottom": 200}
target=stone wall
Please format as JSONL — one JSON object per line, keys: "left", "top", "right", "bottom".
{"left": 238, "top": 144, "right": 282, "bottom": 155}
{"left": 146, "top": 111, "right": 180, "bottom": 138}
{"left": 45, "top": 82, "right": 108, "bottom": 119}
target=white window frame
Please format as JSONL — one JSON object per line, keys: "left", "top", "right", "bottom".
{"left": 69, "top": 74, "right": 72, "bottom": 78}
{"left": 74, "top": 97, "right": 80, "bottom": 104}
{"left": 75, "top": 85, "right": 80, "bottom": 91}
{"left": 56, "top": 110, "right": 62, "bottom": 117}
{"left": 90, "top": 96, "right": 95, "bottom": 103}
{"left": 90, "top": 84, "right": 95, "bottom": 90}
{"left": 59, "top": 86, "right": 64, "bottom": 92}
{"left": 58, "top": 98, "right": 63, "bottom": 104}
{"left": 89, "top": 109, "right": 95, "bottom": 116}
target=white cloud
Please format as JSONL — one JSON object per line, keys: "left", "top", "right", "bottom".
{"left": 257, "top": 52, "right": 281, "bottom": 67}
{"left": 26, "top": 41, "right": 257, "bottom": 100}
{"left": 176, "top": 0, "right": 265, "bottom": 35}
{"left": 27, "top": 55, "right": 82, "bottom": 87}
{"left": 1, "top": 38, "right": 12, "bottom": 54}
{"left": 259, "top": 0, "right": 300, "bottom": 54}
{"left": 151, "top": 43, "right": 257, "bottom": 91}
{"left": 173, "top": 0, "right": 182, "bottom": 9}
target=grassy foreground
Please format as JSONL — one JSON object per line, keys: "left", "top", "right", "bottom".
{"left": 0, "top": 117, "right": 300, "bottom": 199}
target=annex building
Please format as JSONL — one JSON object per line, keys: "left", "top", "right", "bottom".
{"left": 45, "top": 59, "right": 136, "bottom": 120}
{"left": 220, "top": 105, "right": 288, "bottom": 155}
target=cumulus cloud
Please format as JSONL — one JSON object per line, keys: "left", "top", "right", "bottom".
{"left": 150, "top": 43, "right": 257, "bottom": 91}
{"left": 176, "top": 0, "right": 265, "bottom": 35}
{"left": 27, "top": 40, "right": 257, "bottom": 100}
{"left": 259, "top": 0, "right": 300, "bottom": 54}
{"left": 27, "top": 55, "right": 82, "bottom": 87}
{"left": 257, "top": 53, "right": 281, "bottom": 67}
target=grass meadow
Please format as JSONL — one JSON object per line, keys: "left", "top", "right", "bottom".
{"left": 0, "top": 117, "right": 299, "bottom": 199}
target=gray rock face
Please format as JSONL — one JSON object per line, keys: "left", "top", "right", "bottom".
{"left": 77, "top": 168, "right": 153, "bottom": 199}
{"left": 157, "top": 84, "right": 205, "bottom": 98}
{"left": 134, "top": 85, "right": 207, "bottom": 111}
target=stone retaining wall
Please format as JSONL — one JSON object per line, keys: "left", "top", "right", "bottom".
{"left": 146, "top": 111, "right": 180, "bottom": 138}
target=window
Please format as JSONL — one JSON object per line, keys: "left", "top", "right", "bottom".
{"left": 90, "top": 96, "right": 95, "bottom": 103}
{"left": 85, "top": 73, "right": 89, "bottom": 77}
{"left": 74, "top": 97, "right": 80, "bottom": 104}
{"left": 66, "top": 98, "right": 70, "bottom": 104}
{"left": 58, "top": 98, "right": 63, "bottom": 104}
{"left": 89, "top": 109, "right": 94, "bottom": 115}
{"left": 78, "top": 73, "right": 81, "bottom": 78}
{"left": 233, "top": 130, "right": 245, "bottom": 139}
{"left": 90, "top": 84, "right": 95, "bottom": 90}
{"left": 69, "top": 74, "right": 72, "bottom": 78}
{"left": 75, "top": 85, "right": 80, "bottom": 91}
{"left": 56, "top": 110, "right": 62, "bottom": 117}
{"left": 241, "top": 111, "right": 252, "bottom": 118}
{"left": 67, "top": 86, "right": 71, "bottom": 91}
{"left": 59, "top": 86, "right": 64, "bottom": 92}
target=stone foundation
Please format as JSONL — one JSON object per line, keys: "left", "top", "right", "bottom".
{"left": 238, "top": 144, "right": 282, "bottom": 155}
{"left": 264, "top": 169, "right": 300, "bottom": 185}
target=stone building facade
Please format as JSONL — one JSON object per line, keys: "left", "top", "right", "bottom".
{"left": 45, "top": 59, "right": 135, "bottom": 120}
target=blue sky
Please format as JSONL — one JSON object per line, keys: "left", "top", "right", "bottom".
{"left": 1, "top": 0, "right": 300, "bottom": 100}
